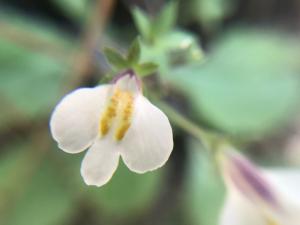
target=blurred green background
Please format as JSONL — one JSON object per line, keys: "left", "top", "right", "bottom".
{"left": 1, "top": 0, "right": 300, "bottom": 225}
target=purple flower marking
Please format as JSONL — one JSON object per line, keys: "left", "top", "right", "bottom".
{"left": 229, "top": 152, "right": 280, "bottom": 210}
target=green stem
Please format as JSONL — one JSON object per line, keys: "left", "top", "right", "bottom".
{"left": 157, "top": 101, "right": 217, "bottom": 151}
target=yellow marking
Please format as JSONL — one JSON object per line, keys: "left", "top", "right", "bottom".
{"left": 115, "top": 123, "right": 131, "bottom": 140}
{"left": 265, "top": 216, "right": 280, "bottom": 225}
{"left": 99, "top": 89, "right": 120, "bottom": 136}
{"left": 99, "top": 89, "right": 134, "bottom": 141}
{"left": 114, "top": 92, "right": 134, "bottom": 141}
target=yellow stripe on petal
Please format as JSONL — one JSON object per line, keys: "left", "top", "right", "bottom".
{"left": 99, "top": 89, "right": 120, "bottom": 136}
{"left": 115, "top": 91, "right": 134, "bottom": 141}
{"left": 265, "top": 216, "right": 280, "bottom": 225}
{"left": 115, "top": 123, "right": 131, "bottom": 141}
{"left": 98, "top": 89, "right": 134, "bottom": 140}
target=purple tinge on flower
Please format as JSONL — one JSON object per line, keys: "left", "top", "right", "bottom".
{"left": 111, "top": 69, "right": 142, "bottom": 91}
{"left": 221, "top": 150, "right": 280, "bottom": 211}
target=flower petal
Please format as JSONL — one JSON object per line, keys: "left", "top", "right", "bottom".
{"left": 220, "top": 170, "right": 300, "bottom": 225}
{"left": 265, "top": 169, "right": 300, "bottom": 224}
{"left": 219, "top": 149, "right": 300, "bottom": 225}
{"left": 50, "top": 85, "right": 110, "bottom": 153}
{"left": 219, "top": 149, "right": 280, "bottom": 210}
{"left": 80, "top": 138, "right": 120, "bottom": 187}
{"left": 265, "top": 169, "right": 300, "bottom": 208}
{"left": 120, "top": 95, "right": 173, "bottom": 173}
{"left": 113, "top": 70, "right": 141, "bottom": 93}
{"left": 220, "top": 192, "right": 266, "bottom": 225}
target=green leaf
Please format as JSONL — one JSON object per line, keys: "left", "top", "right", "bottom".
{"left": 132, "top": 7, "right": 152, "bottom": 40}
{"left": 0, "top": 40, "right": 66, "bottom": 118}
{"left": 140, "top": 30, "right": 204, "bottom": 77}
{"left": 127, "top": 38, "right": 141, "bottom": 65}
{"left": 170, "top": 29, "right": 300, "bottom": 136}
{"left": 104, "top": 47, "right": 128, "bottom": 69}
{"left": 153, "top": 1, "right": 178, "bottom": 35}
{"left": 6, "top": 162, "right": 75, "bottom": 225}
{"left": 0, "top": 12, "right": 72, "bottom": 47}
{"left": 0, "top": 96, "right": 25, "bottom": 130}
{"left": 135, "top": 62, "right": 158, "bottom": 76}
{"left": 185, "top": 140, "right": 225, "bottom": 225}
{"left": 0, "top": 14, "right": 72, "bottom": 123}
{"left": 0, "top": 141, "right": 75, "bottom": 225}
{"left": 51, "top": 0, "right": 88, "bottom": 19}
{"left": 0, "top": 145, "right": 26, "bottom": 192}
{"left": 187, "top": 0, "right": 236, "bottom": 30}
{"left": 0, "top": 145, "right": 27, "bottom": 221}
{"left": 86, "top": 161, "right": 166, "bottom": 217}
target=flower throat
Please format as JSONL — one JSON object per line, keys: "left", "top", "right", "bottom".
{"left": 265, "top": 216, "right": 280, "bottom": 225}
{"left": 99, "top": 88, "right": 134, "bottom": 141}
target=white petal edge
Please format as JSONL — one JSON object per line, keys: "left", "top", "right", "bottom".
{"left": 50, "top": 85, "right": 110, "bottom": 153}
{"left": 80, "top": 138, "right": 120, "bottom": 187}
{"left": 265, "top": 169, "right": 300, "bottom": 224}
{"left": 265, "top": 169, "right": 300, "bottom": 208}
{"left": 120, "top": 95, "right": 173, "bottom": 173}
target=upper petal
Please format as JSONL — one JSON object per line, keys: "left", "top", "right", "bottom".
{"left": 80, "top": 138, "right": 120, "bottom": 187}
{"left": 120, "top": 95, "right": 173, "bottom": 173}
{"left": 50, "top": 85, "right": 110, "bottom": 153}
{"left": 113, "top": 70, "right": 141, "bottom": 93}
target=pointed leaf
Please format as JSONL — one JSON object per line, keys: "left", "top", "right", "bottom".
{"left": 153, "top": 1, "right": 178, "bottom": 35}
{"left": 135, "top": 62, "right": 158, "bottom": 76}
{"left": 52, "top": 0, "right": 87, "bottom": 19}
{"left": 127, "top": 38, "right": 141, "bottom": 65}
{"left": 132, "top": 7, "right": 152, "bottom": 40}
{"left": 104, "top": 47, "right": 127, "bottom": 69}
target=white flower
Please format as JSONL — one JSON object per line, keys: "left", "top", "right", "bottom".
{"left": 50, "top": 70, "right": 173, "bottom": 187}
{"left": 218, "top": 149, "right": 300, "bottom": 225}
